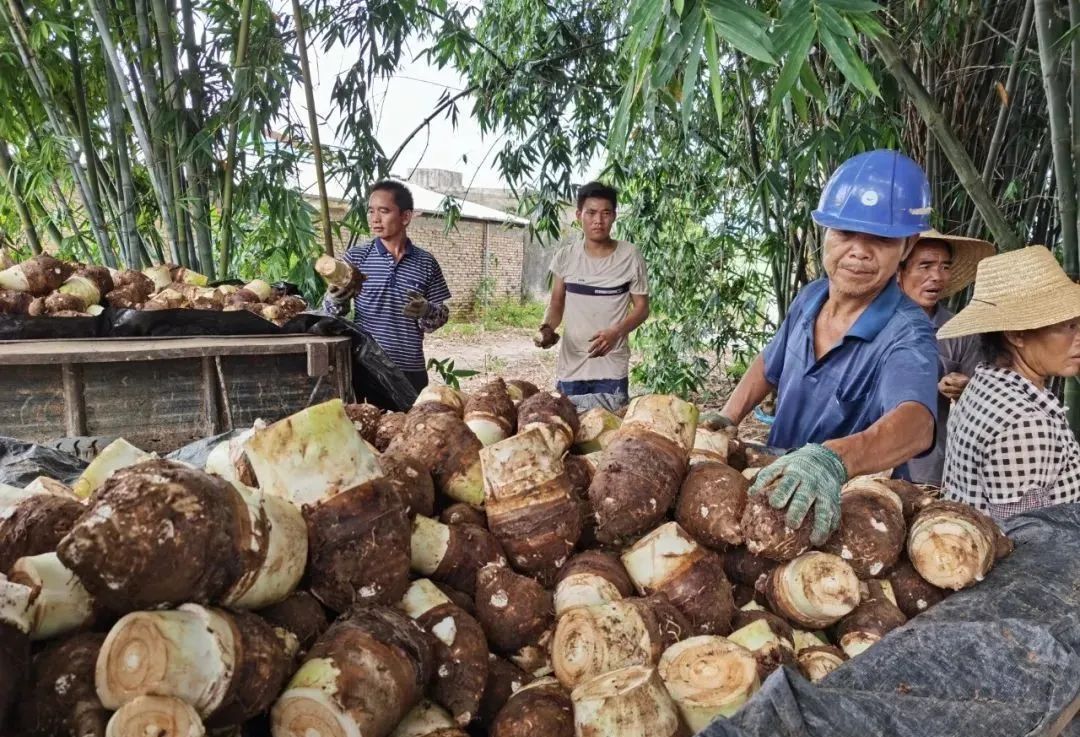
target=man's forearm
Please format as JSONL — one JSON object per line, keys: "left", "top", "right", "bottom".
{"left": 615, "top": 302, "right": 649, "bottom": 338}
{"left": 822, "top": 401, "right": 934, "bottom": 478}
{"left": 720, "top": 354, "right": 773, "bottom": 424}
{"left": 543, "top": 300, "right": 564, "bottom": 330}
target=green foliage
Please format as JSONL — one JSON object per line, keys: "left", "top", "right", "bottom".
{"left": 445, "top": 297, "right": 545, "bottom": 336}
{"left": 426, "top": 356, "right": 480, "bottom": 390}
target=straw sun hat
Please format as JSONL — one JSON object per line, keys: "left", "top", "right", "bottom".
{"left": 937, "top": 246, "right": 1080, "bottom": 339}
{"left": 912, "top": 229, "right": 996, "bottom": 298}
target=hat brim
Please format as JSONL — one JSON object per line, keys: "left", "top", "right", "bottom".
{"left": 937, "top": 282, "right": 1080, "bottom": 339}
{"left": 913, "top": 231, "right": 997, "bottom": 298}
{"left": 812, "top": 211, "right": 926, "bottom": 239}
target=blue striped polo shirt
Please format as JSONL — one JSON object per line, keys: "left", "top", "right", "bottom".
{"left": 323, "top": 239, "right": 452, "bottom": 371}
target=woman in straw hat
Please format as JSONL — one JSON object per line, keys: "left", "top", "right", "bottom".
{"left": 939, "top": 245, "right": 1080, "bottom": 519}
{"left": 898, "top": 230, "right": 995, "bottom": 486}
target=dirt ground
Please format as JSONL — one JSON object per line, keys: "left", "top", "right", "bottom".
{"left": 425, "top": 326, "right": 772, "bottom": 442}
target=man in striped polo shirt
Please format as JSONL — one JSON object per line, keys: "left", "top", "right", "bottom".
{"left": 535, "top": 181, "right": 650, "bottom": 410}
{"left": 323, "top": 180, "right": 451, "bottom": 392}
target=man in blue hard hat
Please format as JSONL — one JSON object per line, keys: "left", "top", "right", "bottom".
{"left": 702, "top": 150, "right": 939, "bottom": 545}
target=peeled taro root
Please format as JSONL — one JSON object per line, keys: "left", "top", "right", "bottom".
{"left": 516, "top": 391, "right": 579, "bottom": 455}
{"left": 675, "top": 461, "right": 748, "bottom": 550}
{"left": 886, "top": 559, "right": 947, "bottom": 619}
{"left": 658, "top": 635, "right": 759, "bottom": 731}
{"left": 505, "top": 379, "right": 540, "bottom": 405}
{"left": 387, "top": 411, "right": 484, "bottom": 506}
{"left": 834, "top": 580, "right": 907, "bottom": 658}
{"left": 0, "top": 254, "right": 72, "bottom": 295}
{"left": 880, "top": 478, "right": 937, "bottom": 522}
{"left": 740, "top": 488, "right": 813, "bottom": 561}
{"left": 553, "top": 550, "right": 634, "bottom": 617}
{"left": 797, "top": 645, "right": 847, "bottom": 683}
{"left": 621, "top": 521, "right": 735, "bottom": 636}
{"left": 410, "top": 516, "right": 507, "bottom": 596}
{"left": 570, "top": 665, "right": 683, "bottom": 737}
{"left": 821, "top": 479, "right": 906, "bottom": 579}
{"left": 765, "top": 552, "right": 861, "bottom": 629}
{"left": 464, "top": 378, "right": 518, "bottom": 446}
{"left": 907, "top": 501, "right": 999, "bottom": 591}
{"left": 413, "top": 385, "right": 467, "bottom": 417}
{"left": 727, "top": 615, "right": 796, "bottom": 681}
{"left": 474, "top": 564, "right": 553, "bottom": 654}
{"left": 491, "top": 677, "right": 573, "bottom": 737}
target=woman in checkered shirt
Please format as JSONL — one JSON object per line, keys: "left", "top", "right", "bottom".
{"left": 939, "top": 246, "right": 1080, "bottom": 520}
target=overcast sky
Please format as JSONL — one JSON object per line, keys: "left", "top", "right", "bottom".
{"left": 288, "top": 35, "right": 603, "bottom": 195}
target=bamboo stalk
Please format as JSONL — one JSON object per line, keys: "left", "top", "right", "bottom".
{"left": 1033, "top": 0, "right": 1079, "bottom": 275}
{"left": 106, "top": 64, "right": 146, "bottom": 268}
{"left": 0, "top": 139, "right": 42, "bottom": 254}
{"left": 872, "top": 31, "right": 1023, "bottom": 251}
{"left": 217, "top": 0, "right": 254, "bottom": 276}
{"left": 89, "top": 0, "right": 180, "bottom": 264}
{"left": 290, "top": 0, "right": 334, "bottom": 256}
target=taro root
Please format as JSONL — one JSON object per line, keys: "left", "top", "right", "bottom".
{"left": 516, "top": 391, "right": 580, "bottom": 455}
{"left": 835, "top": 580, "right": 907, "bottom": 658}
{"left": 563, "top": 454, "right": 597, "bottom": 546}
{"left": 821, "top": 478, "right": 906, "bottom": 579}
{"left": 105, "top": 695, "right": 205, "bottom": 737}
{"left": 573, "top": 408, "right": 622, "bottom": 454}
{"left": 658, "top": 635, "right": 760, "bottom": 731}
{"left": 344, "top": 402, "right": 383, "bottom": 444}
{"left": 675, "top": 461, "right": 748, "bottom": 550}
{"left": 0, "top": 254, "right": 72, "bottom": 295}
{"left": 244, "top": 399, "right": 384, "bottom": 507}
{"left": 491, "top": 677, "right": 573, "bottom": 737}
{"left": 508, "top": 633, "right": 554, "bottom": 678}
{"left": 464, "top": 378, "right": 518, "bottom": 446}
{"left": 376, "top": 411, "right": 408, "bottom": 451}
{"left": 907, "top": 501, "right": 999, "bottom": 590}
{"left": 475, "top": 564, "right": 553, "bottom": 653}
{"left": 401, "top": 579, "right": 489, "bottom": 725}
{"left": 411, "top": 516, "right": 507, "bottom": 596}
{"left": 621, "top": 521, "right": 735, "bottom": 636}
{"left": 57, "top": 460, "right": 247, "bottom": 612}
{"left": 440, "top": 503, "right": 485, "bottom": 528}
{"left": 114, "top": 268, "right": 155, "bottom": 294}
{"left": 480, "top": 428, "right": 582, "bottom": 585}
{"left": 505, "top": 379, "right": 540, "bottom": 405}
{"left": 0, "top": 289, "right": 31, "bottom": 314}
{"left": 0, "top": 492, "right": 84, "bottom": 572}
{"left": 43, "top": 291, "right": 86, "bottom": 314}
{"left": 570, "top": 665, "right": 684, "bottom": 737}
{"left": 765, "top": 551, "right": 861, "bottom": 629}
{"left": 381, "top": 451, "right": 437, "bottom": 519}
{"left": 433, "top": 583, "right": 475, "bottom": 615}
{"left": 723, "top": 546, "right": 778, "bottom": 597}
{"left": 97, "top": 605, "right": 297, "bottom": 725}
{"left": 304, "top": 477, "right": 410, "bottom": 612}
{"left": 315, "top": 254, "right": 365, "bottom": 293}
{"left": 479, "top": 655, "right": 533, "bottom": 725}
{"left": 141, "top": 288, "right": 189, "bottom": 310}
{"left": 553, "top": 550, "right": 634, "bottom": 617}
{"left": 551, "top": 597, "right": 685, "bottom": 689}
{"left": 0, "top": 582, "right": 31, "bottom": 733}
{"left": 105, "top": 284, "right": 150, "bottom": 310}
{"left": 690, "top": 428, "right": 730, "bottom": 465}
{"left": 274, "top": 295, "right": 308, "bottom": 320}
{"left": 731, "top": 605, "right": 794, "bottom": 648}
{"left": 589, "top": 395, "right": 697, "bottom": 543}
{"left": 413, "top": 385, "right": 466, "bottom": 417}
{"left": 880, "top": 478, "right": 937, "bottom": 522}
{"left": 16, "top": 632, "right": 107, "bottom": 737}
{"left": 169, "top": 266, "right": 211, "bottom": 286}
{"left": 740, "top": 487, "right": 813, "bottom": 561}
{"left": 8, "top": 552, "right": 97, "bottom": 640}
{"left": 256, "top": 591, "right": 329, "bottom": 653}
{"left": 387, "top": 410, "right": 485, "bottom": 505}
{"left": 886, "top": 559, "right": 947, "bottom": 618}
{"left": 796, "top": 645, "right": 847, "bottom": 683}
{"left": 203, "top": 427, "right": 259, "bottom": 488}
{"left": 391, "top": 700, "right": 458, "bottom": 737}
{"left": 272, "top": 607, "right": 434, "bottom": 737}
{"left": 727, "top": 615, "right": 796, "bottom": 680}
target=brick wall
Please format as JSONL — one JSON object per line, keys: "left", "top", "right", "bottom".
{"left": 323, "top": 202, "right": 525, "bottom": 310}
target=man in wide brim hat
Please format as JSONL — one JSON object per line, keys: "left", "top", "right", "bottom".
{"left": 897, "top": 229, "right": 995, "bottom": 486}
{"left": 936, "top": 245, "right": 1080, "bottom": 519}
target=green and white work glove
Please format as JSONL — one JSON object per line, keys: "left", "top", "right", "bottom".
{"left": 749, "top": 443, "right": 848, "bottom": 546}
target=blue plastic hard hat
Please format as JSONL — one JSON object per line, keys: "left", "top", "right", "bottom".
{"left": 812, "top": 150, "right": 931, "bottom": 238}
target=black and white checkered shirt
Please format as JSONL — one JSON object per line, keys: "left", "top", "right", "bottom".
{"left": 943, "top": 363, "right": 1080, "bottom": 520}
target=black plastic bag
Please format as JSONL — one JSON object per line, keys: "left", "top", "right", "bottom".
{"left": 106, "top": 306, "right": 281, "bottom": 337}
{"left": 698, "top": 504, "right": 1080, "bottom": 737}
{"left": 165, "top": 429, "right": 247, "bottom": 469}
{"left": 0, "top": 437, "right": 87, "bottom": 486}
{"left": 0, "top": 313, "right": 104, "bottom": 341}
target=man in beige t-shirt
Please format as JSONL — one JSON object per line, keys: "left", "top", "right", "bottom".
{"left": 535, "top": 181, "right": 650, "bottom": 410}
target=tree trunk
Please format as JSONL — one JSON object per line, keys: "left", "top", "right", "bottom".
{"left": 871, "top": 31, "right": 1023, "bottom": 251}
{"left": 290, "top": 0, "right": 335, "bottom": 256}
{"left": 0, "top": 140, "right": 42, "bottom": 254}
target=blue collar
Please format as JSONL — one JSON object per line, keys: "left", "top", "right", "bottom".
{"left": 803, "top": 278, "right": 905, "bottom": 343}
{"left": 374, "top": 238, "right": 414, "bottom": 257}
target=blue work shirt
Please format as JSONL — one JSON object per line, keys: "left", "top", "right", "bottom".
{"left": 762, "top": 278, "right": 938, "bottom": 475}
{"left": 322, "top": 238, "right": 452, "bottom": 371}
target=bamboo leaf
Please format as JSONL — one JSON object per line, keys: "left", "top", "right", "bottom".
{"left": 705, "top": 0, "right": 777, "bottom": 64}
{"left": 770, "top": 22, "right": 815, "bottom": 106}
{"left": 680, "top": 13, "right": 706, "bottom": 130}
{"left": 818, "top": 24, "right": 880, "bottom": 96}
{"left": 703, "top": 17, "right": 726, "bottom": 127}
{"left": 798, "top": 56, "right": 827, "bottom": 101}
{"left": 821, "top": 0, "right": 884, "bottom": 12}
{"left": 817, "top": 4, "right": 856, "bottom": 39}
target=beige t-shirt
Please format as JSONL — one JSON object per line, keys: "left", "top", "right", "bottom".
{"left": 550, "top": 240, "right": 649, "bottom": 382}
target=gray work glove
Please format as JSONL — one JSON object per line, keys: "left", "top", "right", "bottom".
{"left": 403, "top": 290, "right": 431, "bottom": 319}
{"left": 699, "top": 411, "right": 739, "bottom": 438}
{"left": 534, "top": 323, "right": 560, "bottom": 349}
{"left": 326, "top": 283, "right": 357, "bottom": 305}
{"left": 749, "top": 443, "right": 848, "bottom": 546}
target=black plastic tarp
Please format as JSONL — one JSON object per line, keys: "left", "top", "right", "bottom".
{"left": 0, "top": 438, "right": 87, "bottom": 486}
{"left": 700, "top": 504, "right": 1080, "bottom": 737}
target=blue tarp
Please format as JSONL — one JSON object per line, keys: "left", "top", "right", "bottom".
{"left": 700, "top": 504, "right": 1080, "bottom": 737}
